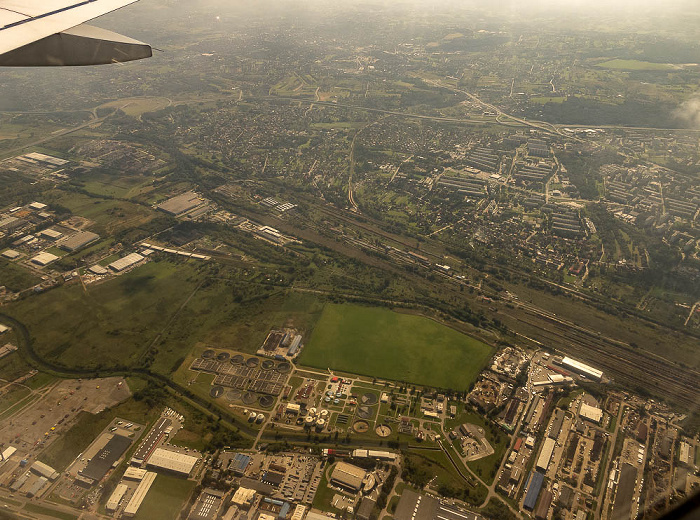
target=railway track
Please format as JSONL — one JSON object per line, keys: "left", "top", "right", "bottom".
{"left": 504, "top": 310, "right": 699, "bottom": 409}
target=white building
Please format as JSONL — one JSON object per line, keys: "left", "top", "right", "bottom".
{"left": 146, "top": 448, "right": 198, "bottom": 476}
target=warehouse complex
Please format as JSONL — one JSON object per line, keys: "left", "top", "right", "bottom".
{"left": 146, "top": 448, "right": 199, "bottom": 477}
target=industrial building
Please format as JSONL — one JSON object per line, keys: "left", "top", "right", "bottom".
{"left": 59, "top": 231, "right": 100, "bottom": 252}
{"left": 2, "top": 249, "right": 21, "bottom": 259}
{"left": 108, "top": 252, "right": 144, "bottom": 272}
{"left": 26, "top": 476, "right": 48, "bottom": 498}
{"left": 560, "top": 356, "right": 603, "bottom": 381}
{"left": 0, "top": 446, "right": 17, "bottom": 464}
{"left": 124, "top": 467, "right": 147, "bottom": 481}
{"left": 579, "top": 403, "right": 603, "bottom": 424}
{"left": 231, "top": 486, "right": 256, "bottom": 509}
{"left": 106, "top": 483, "right": 128, "bottom": 512}
{"left": 291, "top": 505, "right": 307, "bottom": 520}
{"left": 523, "top": 471, "right": 545, "bottom": 510}
{"left": 30, "top": 252, "right": 59, "bottom": 266}
{"left": 536, "top": 437, "right": 556, "bottom": 471}
{"left": 123, "top": 471, "right": 157, "bottom": 517}
{"left": 611, "top": 463, "right": 637, "bottom": 520}
{"left": 30, "top": 461, "right": 59, "bottom": 480}
{"left": 351, "top": 449, "right": 398, "bottom": 461}
{"left": 79, "top": 434, "right": 132, "bottom": 484}
{"left": 189, "top": 488, "right": 225, "bottom": 520}
{"left": 229, "top": 453, "right": 251, "bottom": 476}
{"left": 394, "top": 489, "right": 480, "bottom": 520}
{"left": 534, "top": 489, "right": 552, "bottom": 520}
{"left": 357, "top": 497, "right": 376, "bottom": 520}
{"left": 330, "top": 462, "right": 366, "bottom": 492}
{"left": 157, "top": 191, "right": 205, "bottom": 216}
{"left": 147, "top": 448, "right": 199, "bottom": 477}
{"left": 549, "top": 410, "right": 565, "bottom": 439}
{"left": 39, "top": 228, "right": 62, "bottom": 240}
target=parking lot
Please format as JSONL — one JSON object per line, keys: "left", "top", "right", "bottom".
{"left": 0, "top": 377, "right": 129, "bottom": 460}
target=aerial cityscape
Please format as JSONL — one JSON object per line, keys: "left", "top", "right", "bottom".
{"left": 0, "top": 1, "right": 698, "bottom": 520}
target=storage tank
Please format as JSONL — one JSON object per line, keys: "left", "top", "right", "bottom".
{"left": 320, "top": 409, "right": 329, "bottom": 418}
{"left": 248, "top": 412, "right": 257, "bottom": 422}
{"left": 305, "top": 416, "right": 315, "bottom": 427}
{"left": 309, "top": 407, "right": 317, "bottom": 416}
{"left": 256, "top": 413, "right": 265, "bottom": 424}
{"left": 315, "top": 418, "right": 326, "bottom": 432}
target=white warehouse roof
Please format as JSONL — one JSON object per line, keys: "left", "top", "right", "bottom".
{"left": 561, "top": 356, "right": 603, "bottom": 380}
{"left": 108, "top": 253, "right": 144, "bottom": 272}
{"left": 579, "top": 403, "right": 603, "bottom": 424}
{"left": 106, "top": 483, "right": 128, "bottom": 511}
{"left": 147, "top": 448, "right": 198, "bottom": 476}
{"left": 30, "top": 252, "right": 59, "bottom": 266}
{"left": 123, "top": 471, "right": 156, "bottom": 516}
{"left": 536, "top": 437, "right": 556, "bottom": 471}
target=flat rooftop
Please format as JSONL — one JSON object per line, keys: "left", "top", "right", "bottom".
{"left": 79, "top": 434, "right": 132, "bottom": 483}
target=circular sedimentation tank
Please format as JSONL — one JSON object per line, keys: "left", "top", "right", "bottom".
{"left": 231, "top": 354, "right": 245, "bottom": 365}
{"left": 375, "top": 424, "right": 392, "bottom": 437}
{"left": 259, "top": 395, "right": 274, "bottom": 407}
{"left": 261, "top": 359, "right": 275, "bottom": 370}
{"left": 242, "top": 392, "right": 256, "bottom": 405}
{"left": 202, "top": 349, "right": 215, "bottom": 359}
{"left": 276, "top": 361, "right": 292, "bottom": 373}
{"left": 226, "top": 390, "right": 242, "bottom": 402}
{"left": 353, "top": 420, "right": 370, "bottom": 433}
{"left": 216, "top": 352, "right": 230, "bottom": 362}
{"left": 245, "top": 357, "right": 259, "bottom": 368}
{"left": 210, "top": 386, "right": 224, "bottom": 398}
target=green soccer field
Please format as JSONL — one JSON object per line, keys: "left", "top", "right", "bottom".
{"left": 298, "top": 304, "right": 493, "bottom": 391}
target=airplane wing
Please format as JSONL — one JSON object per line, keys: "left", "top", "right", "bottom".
{"left": 0, "top": 0, "right": 151, "bottom": 66}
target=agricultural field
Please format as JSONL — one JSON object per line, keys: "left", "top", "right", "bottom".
{"left": 298, "top": 304, "right": 493, "bottom": 391}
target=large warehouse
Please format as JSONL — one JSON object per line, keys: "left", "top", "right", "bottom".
{"left": 108, "top": 253, "right": 144, "bottom": 272}
{"left": 157, "top": 191, "right": 205, "bottom": 216}
{"left": 330, "top": 462, "right": 366, "bottom": 492}
{"left": 30, "top": 252, "right": 59, "bottom": 266}
{"left": 146, "top": 448, "right": 199, "bottom": 477}
{"left": 536, "top": 437, "right": 556, "bottom": 471}
{"left": 123, "top": 471, "right": 157, "bottom": 517}
{"left": 59, "top": 231, "right": 100, "bottom": 252}
{"left": 560, "top": 356, "right": 603, "bottom": 381}
{"left": 79, "top": 434, "right": 132, "bottom": 484}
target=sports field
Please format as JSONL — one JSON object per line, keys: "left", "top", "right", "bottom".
{"left": 298, "top": 304, "right": 493, "bottom": 390}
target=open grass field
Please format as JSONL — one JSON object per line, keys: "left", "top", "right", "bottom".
{"left": 0, "top": 258, "right": 40, "bottom": 292}
{"left": 298, "top": 304, "right": 493, "bottom": 391}
{"left": 596, "top": 59, "right": 674, "bottom": 71}
{"left": 47, "top": 190, "right": 157, "bottom": 236}
{"left": 5, "top": 260, "right": 203, "bottom": 369}
{"left": 132, "top": 473, "right": 195, "bottom": 520}
{"left": 22, "top": 503, "right": 77, "bottom": 520}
